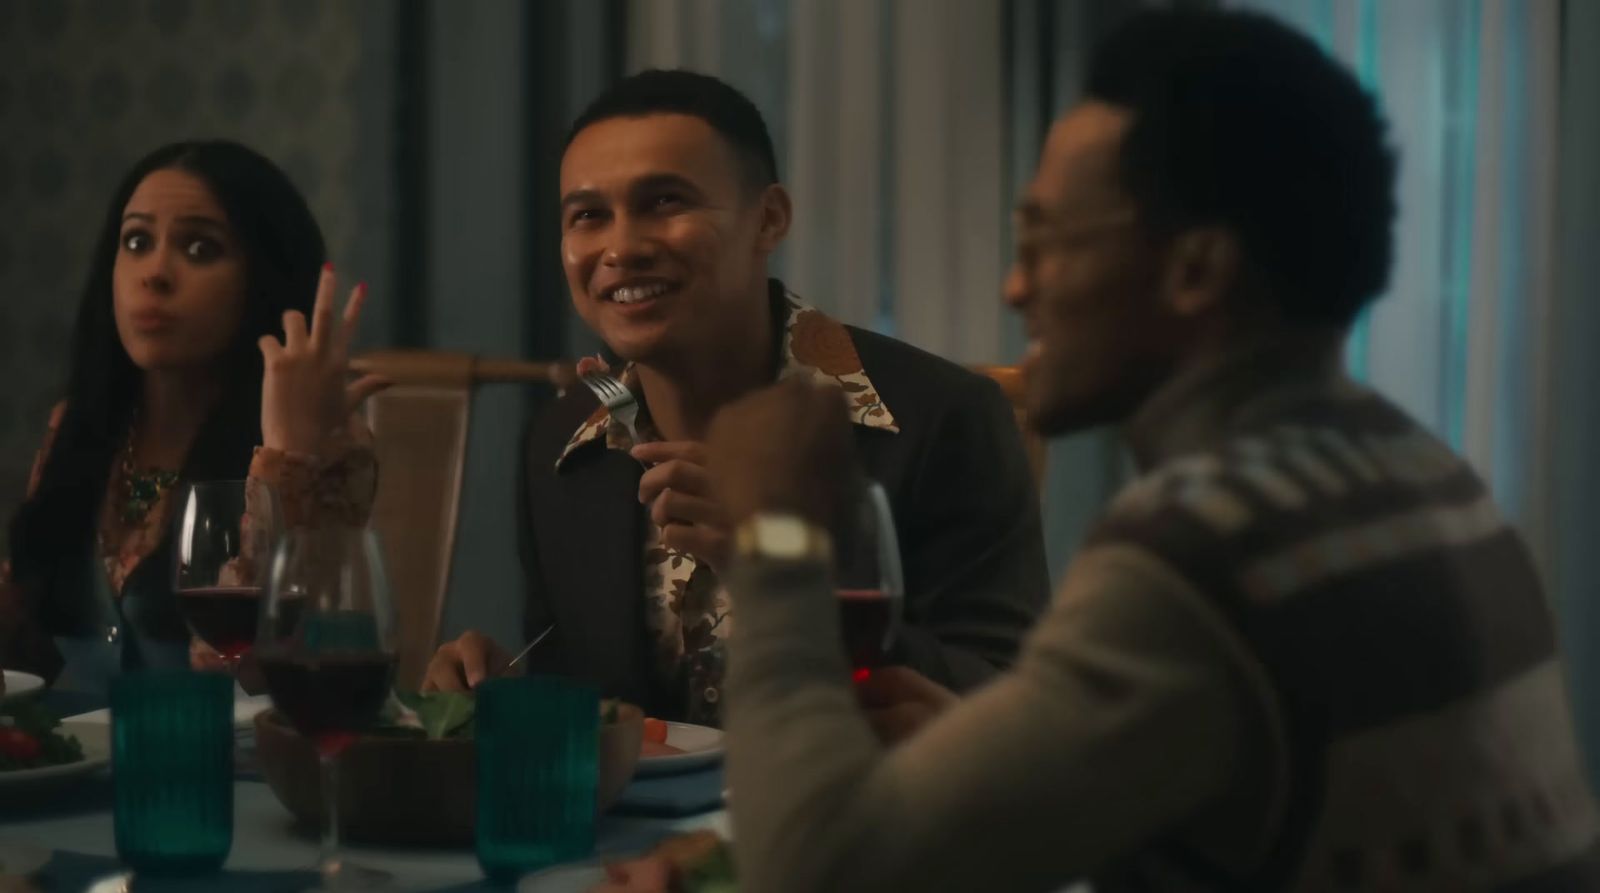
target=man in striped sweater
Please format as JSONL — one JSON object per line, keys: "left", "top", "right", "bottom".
{"left": 654, "top": 8, "right": 1600, "bottom": 893}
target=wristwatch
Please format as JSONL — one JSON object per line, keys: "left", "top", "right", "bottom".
{"left": 733, "top": 513, "right": 833, "bottom": 565}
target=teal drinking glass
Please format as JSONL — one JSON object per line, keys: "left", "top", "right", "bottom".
{"left": 475, "top": 676, "right": 599, "bottom": 883}
{"left": 111, "top": 669, "right": 234, "bottom": 875}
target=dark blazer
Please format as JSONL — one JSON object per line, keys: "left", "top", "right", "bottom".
{"left": 517, "top": 327, "right": 1051, "bottom": 717}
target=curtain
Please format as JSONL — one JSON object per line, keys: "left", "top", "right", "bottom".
{"left": 626, "top": 0, "right": 1010, "bottom": 364}
{"left": 1548, "top": 0, "right": 1600, "bottom": 787}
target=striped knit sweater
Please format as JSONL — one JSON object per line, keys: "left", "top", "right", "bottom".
{"left": 1097, "top": 349, "right": 1599, "bottom": 891}
{"left": 721, "top": 343, "right": 1599, "bottom": 893}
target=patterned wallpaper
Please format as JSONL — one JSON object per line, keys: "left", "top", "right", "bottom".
{"left": 0, "top": 0, "right": 396, "bottom": 540}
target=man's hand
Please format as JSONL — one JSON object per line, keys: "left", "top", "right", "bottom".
{"left": 422, "top": 631, "right": 512, "bottom": 692}
{"left": 632, "top": 441, "right": 731, "bottom": 569}
{"left": 855, "top": 666, "right": 959, "bottom": 745}
{"left": 706, "top": 378, "right": 861, "bottom": 531}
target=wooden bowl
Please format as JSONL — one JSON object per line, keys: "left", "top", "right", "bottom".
{"left": 253, "top": 702, "right": 644, "bottom": 846}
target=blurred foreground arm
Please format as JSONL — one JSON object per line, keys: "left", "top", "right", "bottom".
{"left": 708, "top": 381, "right": 1272, "bottom": 893}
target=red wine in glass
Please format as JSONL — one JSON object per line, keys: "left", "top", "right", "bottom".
{"left": 836, "top": 482, "right": 905, "bottom": 681}
{"left": 838, "top": 589, "right": 893, "bottom": 672}
{"left": 260, "top": 526, "right": 398, "bottom": 887}
{"left": 178, "top": 586, "right": 262, "bottom": 662}
{"left": 173, "top": 479, "right": 280, "bottom": 672}
{"left": 259, "top": 651, "right": 396, "bottom": 756}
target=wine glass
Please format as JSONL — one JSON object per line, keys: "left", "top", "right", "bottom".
{"left": 173, "top": 480, "right": 280, "bottom": 673}
{"left": 835, "top": 481, "right": 905, "bottom": 679}
{"left": 258, "top": 526, "right": 397, "bottom": 890}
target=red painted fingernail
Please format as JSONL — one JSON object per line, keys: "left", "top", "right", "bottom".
{"left": 358, "top": 281, "right": 368, "bottom": 293}
{"left": 323, "top": 262, "right": 334, "bottom": 273}
{"left": 853, "top": 667, "right": 872, "bottom": 683}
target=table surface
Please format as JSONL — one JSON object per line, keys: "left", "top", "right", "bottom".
{"left": 1, "top": 689, "right": 727, "bottom": 892}
{"left": 2, "top": 776, "right": 728, "bottom": 892}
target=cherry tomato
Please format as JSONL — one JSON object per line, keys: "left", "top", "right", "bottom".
{"left": 642, "top": 717, "right": 670, "bottom": 745}
{"left": 0, "top": 727, "right": 41, "bottom": 762}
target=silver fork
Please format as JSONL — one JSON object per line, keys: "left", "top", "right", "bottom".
{"left": 501, "top": 624, "right": 554, "bottom": 675}
{"left": 581, "top": 371, "right": 642, "bottom": 446}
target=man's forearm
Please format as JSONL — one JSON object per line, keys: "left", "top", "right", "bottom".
{"left": 725, "top": 545, "right": 1268, "bottom": 893}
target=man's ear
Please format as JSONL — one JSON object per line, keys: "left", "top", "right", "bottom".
{"left": 1161, "top": 226, "right": 1241, "bottom": 318}
{"left": 754, "top": 183, "right": 793, "bottom": 253}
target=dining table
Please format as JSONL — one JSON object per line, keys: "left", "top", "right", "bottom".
{"left": 1, "top": 689, "right": 729, "bottom": 893}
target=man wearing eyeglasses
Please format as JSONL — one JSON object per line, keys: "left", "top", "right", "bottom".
{"left": 628, "top": 9, "right": 1600, "bottom": 893}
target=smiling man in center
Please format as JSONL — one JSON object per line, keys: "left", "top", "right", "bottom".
{"left": 424, "top": 70, "right": 1048, "bottom": 725}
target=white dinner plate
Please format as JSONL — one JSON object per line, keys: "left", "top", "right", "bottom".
{"left": 0, "top": 839, "right": 50, "bottom": 877}
{"left": 0, "top": 721, "right": 110, "bottom": 793}
{"left": 65, "top": 692, "right": 272, "bottom": 730}
{"left": 635, "top": 722, "right": 724, "bottom": 777}
{"left": 0, "top": 670, "right": 45, "bottom": 704}
{"left": 517, "top": 859, "right": 608, "bottom": 892}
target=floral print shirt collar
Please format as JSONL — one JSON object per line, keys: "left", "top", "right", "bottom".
{"left": 556, "top": 290, "right": 898, "bottom": 470}
{"left": 552, "top": 288, "right": 897, "bottom": 726}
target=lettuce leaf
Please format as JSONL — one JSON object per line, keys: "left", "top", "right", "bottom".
{"left": 394, "top": 691, "right": 476, "bottom": 740}
{"left": 682, "top": 840, "right": 738, "bottom": 893}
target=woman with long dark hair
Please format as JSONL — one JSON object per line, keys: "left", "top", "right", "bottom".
{"left": 0, "top": 139, "right": 386, "bottom": 695}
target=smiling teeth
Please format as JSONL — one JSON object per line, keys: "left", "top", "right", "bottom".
{"left": 611, "top": 283, "right": 671, "bottom": 304}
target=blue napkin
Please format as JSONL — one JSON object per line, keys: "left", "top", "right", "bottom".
{"left": 38, "top": 849, "right": 318, "bottom": 892}
{"left": 610, "top": 766, "right": 725, "bottom": 817}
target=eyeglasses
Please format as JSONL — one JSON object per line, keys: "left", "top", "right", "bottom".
{"left": 1013, "top": 208, "right": 1139, "bottom": 251}
{"left": 1010, "top": 208, "right": 1140, "bottom": 285}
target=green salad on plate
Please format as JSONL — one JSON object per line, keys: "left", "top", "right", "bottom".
{"left": 0, "top": 699, "right": 83, "bottom": 771}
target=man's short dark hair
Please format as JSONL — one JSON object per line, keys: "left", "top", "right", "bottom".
{"left": 1087, "top": 10, "right": 1397, "bottom": 326}
{"left": 566, "top": 69, "right": 780, "bottom": 192}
